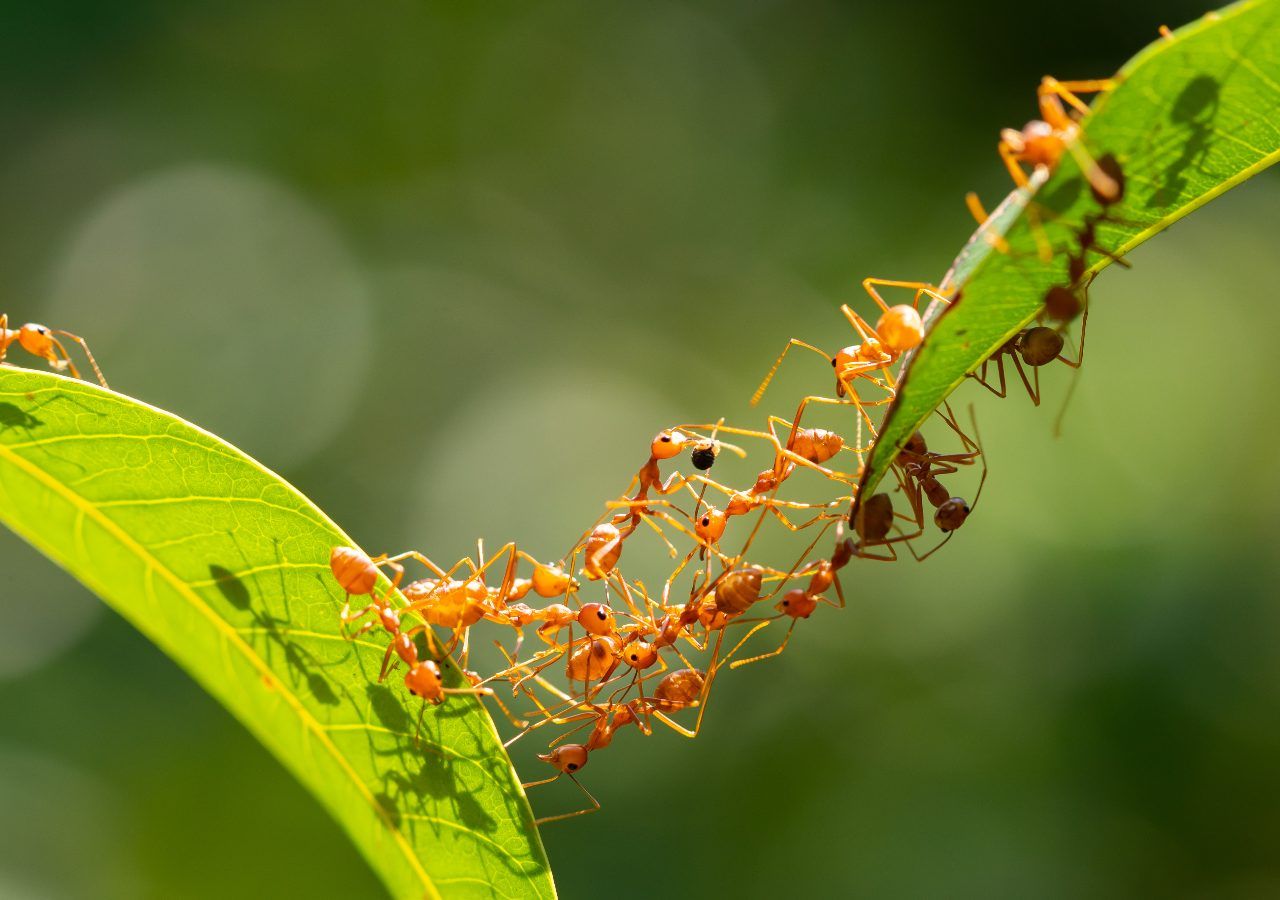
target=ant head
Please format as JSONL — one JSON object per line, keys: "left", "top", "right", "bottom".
{"left": 1019, "top": 327, "right": 1064, "bottom": 367}
{"left": 934, "top": 497, "right": 971, "bottom": 532}
{"left": 577, "top": 602, "right": 616, "bottom": 636}
{"left": 778, "top": 588, "right": 818, "bottom": 619}
{"left": 621, "top": 639, "right": 658, "bottom": 670}
{"left": 695, "top": 507, "right": 729, "bottom": 545}
{"left": 876, "top": 305, "right": 924, "bottom": 354}
{"left": 650, "top": 428, "right": 689, "bottom": 460}
{"left": 833, "top": 345, "right": 859, "bottom": 372}
{"left": 540, "top": 744, "right": 590, "bottom": 774}
{"left": 1043, "top": 286, "right": 1082, "bottom": 324}
{"left": 404, "top": 660, "right": 443, "bottom": 700}
{"left": 17, "top": 323, "right": 57, "bottom": 361}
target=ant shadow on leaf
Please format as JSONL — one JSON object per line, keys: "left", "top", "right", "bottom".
{"left": 1149, "top": 74, "right": 1222, "bottom": 208}
{"left": 0, "top": 396, "right": 91, "bottom": 475}
{"left": 208, "top": 561, "right": 341, "bottom": 707}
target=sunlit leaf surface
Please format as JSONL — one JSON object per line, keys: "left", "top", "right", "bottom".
{"left": 0, "top": 368, "right": 555, "bottom": 900}
{"left": 857, "top": 0, "right": 1280, "bottom": 500}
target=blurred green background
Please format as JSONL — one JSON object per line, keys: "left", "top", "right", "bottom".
{"left": 3, "top": 1, "right": 1279, "bottom": 897}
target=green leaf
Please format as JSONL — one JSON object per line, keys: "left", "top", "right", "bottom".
{"left": 857, "top": 0, "right": 1280, "bottom": 499}
{"left": 0, "top": 368, "right": 555, "bottom": 900}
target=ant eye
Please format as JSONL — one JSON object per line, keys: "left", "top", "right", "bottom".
{"left": 597, "top": 609, "right": 607, "bottom": 619}
{"left": 830, "top": 357, "right": 837, "bottom": 367}
{"left": 701, "top": 517, "right": 710, "bottom": 527}
{"left": 782, "top": 599, "right": 789, "bottom": 606}
{"left": 660, "top": 434, "right": 671, "bottom": 442}
{"left": 408, "top": 689, "right": 417, "bottom": 696}
{"left": 567, "top": 763, "right": 578, "bottom": 771}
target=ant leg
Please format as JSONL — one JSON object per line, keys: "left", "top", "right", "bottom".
{"left": 339, "top": 602, "right": 379, "bottom": 636}
{"left": 861, "top": 277, "right": 950, "bottom": 314}
{"left": 998, "top": 139, "right": 1033, "bottom": 188}
{"left": 969, "top": 353, "right": 1009, "bottom": 399}
{"left": 908, "top": 531, "right": 955, "bottom": 562}
{"left": 729, "top": 619, "right": 799, "bottom": 669}
{"left": 965, "top": 192, "right": 1012, "bottom": 254}
{"left": 1064, "top": 140, "right": 1120, "bottom": 203}
{"left": 766, "top": 415, "right": 862, "bottom": 486}
{"left": 751, "top": 338, "right": 834, "bottom": 407}
{"left": 1012, "top": 354, "right": 1041, "bottom": 405}
{"left": 522, "top": 773, "right": 560, "bottom": 790}
{"left": 788, "top": 392, "right": 878, "bottom": 454}
{"left": 381, "top": 550, "right": 450, "bottom": 582}
{"left": 53, "top": 330, "right": 107, "bottom": 388}
{"left": 531, "top": 775, "right": 601, "bottom": 826}
{"left": 482, "top": 690, "right": 529, "bottom": 730}
{"left": 720, "top": 618, "right": 778, "bottom": 667}
{"left": 377, "top": 641, "right": 400, "bottom": 682}
{"left": 1038, "top": 76, "right": 1115, "bottom": 118}
{"left": 1053, "top": 307, "right": 1089, "bottom": 437}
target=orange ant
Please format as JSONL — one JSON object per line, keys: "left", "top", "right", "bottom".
{"left": 519, "top": 697, "right": 654, "bottom": 825}
{"left": 724, "top": 530, "right": 852, "bottom": 669}
{"left": 404, "top": 659, "right": 514, "bottom": 737}
{"left": 0, "top": 315, "right": 107, "bottom": 387}
{"left": 679, "top": 420, "right": 863, "bottom": 489}
{"left": 327, "top": 546, "right": 522, "bottom": 727}
{"left": 998, "top": 76, "right": 1121, "bottom": 203}
{"left": 751, "top": 278, "right": 950, "bottom": 458}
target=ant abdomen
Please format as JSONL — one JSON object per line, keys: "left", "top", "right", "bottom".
{"left": 714, "top": 566, "right": 764, "bottom": 616}
{"left": 853, "top": 492, "right": 895, "bottom": 543}
{"left": 1018, "top": 327, "right": 1065, "bottom": 366}
{"left": 934, "top": 498, "right": 971, "bottom": 532}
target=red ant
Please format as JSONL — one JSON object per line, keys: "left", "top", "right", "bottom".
{"left": 327, "top": 546, "right": 521, "bottom": 728}
{"left": 724, "top": 528, "right": 852, "bottom": 668}
{"left": 997, "top": 76, "right": 1121, "bottom": 203}
{"left": 0, "top": 315, "right": 107, "bottom": 387}
{"left": 751, "top": 279, "right": 950, "bottom": 464}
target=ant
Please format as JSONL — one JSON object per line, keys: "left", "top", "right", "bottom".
{"left": 724, "top": 527, "right": 852, "bottom": 669}
{"left": 970, "top": 154, "right": 1131, "bottom": 413}
{"left": 893, "top": 406, "right": 989, "bottom": 561}
{"left": 520, "top": 697, "right": 654, "bottom": 825}
{"left": 970, "top": 326, "right": 1076, "bottom": 406}
{"left": 997, "top": 76, "right": 1121, "bottom": 204}
{"left": 751, "top": 278, "right": 950, "bottom": 461}
{"left": 327, "top": 546, "right": 522, "bottom": 728}
{"left": 0, "top": 315, "right": 107, "bottom": 387}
